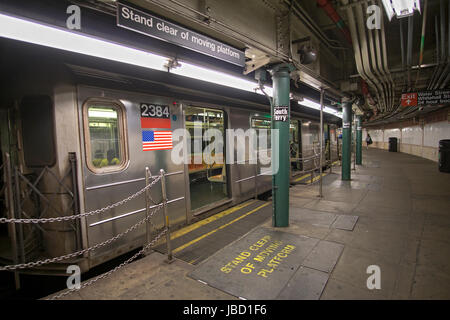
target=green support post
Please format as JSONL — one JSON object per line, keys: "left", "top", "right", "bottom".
{"left": 270, "top": 63, "right": 294, "bottom": 227}
{"left": 356, "top": 115, "right": 362, "bottom": 165}
{"left": 341, "top": 101, "right": 352, "bottom": 181}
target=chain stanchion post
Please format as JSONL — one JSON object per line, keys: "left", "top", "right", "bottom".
{"left": 145, "top": 167, "right": 151, "bottom": 255}
{"left": 254, "top": 163, "right": 258, "bottom": 200}
{"left": 330, "top": 157, "right": 333, "bottom": 174}
{"left": 14, "top": 167, "right": 25, "bottom": 263}
{"left": 160, "top": 169, "right": 173, "bottom": 263}
{"left": 319, "top": 88, "right": 324, "bottom": 198}
{"left": 4, "top": 153, "right": 20, "bottom": 289}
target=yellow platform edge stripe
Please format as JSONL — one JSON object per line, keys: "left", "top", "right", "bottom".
{"left": 294, "top": 173, "right": 311, "bottom": 182}
{"left": 305, "top": 172, "right": 328, "bottom": 184}
{"left": 170, "top": 199, "right": 257, "bottom": 241}
{"left": 172, "top": 202, "right": 271, "bottom": 254}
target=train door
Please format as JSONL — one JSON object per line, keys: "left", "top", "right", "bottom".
{"left": 184, "top": 106, "right": 229, "bottom": 213}
{"left": 289, "top": 120, "right": 301, "bottom": 176}
{"left": 324, "top": 124, "right": 330, "bottom": 163}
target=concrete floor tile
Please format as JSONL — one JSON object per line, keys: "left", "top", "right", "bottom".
{"left": 321, "top": 278, "right": 388, "bottom": 300}
{"left": 277, "top": 267, "right": 329, "bottom": 300}
{"left": 417, "top": 239, "right": 450, "bottom": 277}
{"left": 391, "top": 263, "right": 416, "bottom": 300}
{"left": 411, "top": 265, "right": 450, "bottom": 299}
{"left": 325, "top": 229, "right": 355, "bottom": 245}
{"left": 412, "top": 198, "right": 450, "bottom": 216}
{"left": 421, "top": 224, "right": 450, "bottom": 242}
{"left": 290, "top": 207, "right": 337, "bottom": 227}
{"left": 273, "top": 221, "right": 331, "bottom": 240}
{"left": 329, "top": 246, "right": 401, "bottom": 298}
{"left": 353, "top": 202, "right": 411, "bottom": 217}
{"left": 347, "top": 229, "right": 410, "bottom": 263}
{"left": 303, "top": 199, "right": 357, "bottom": 215}
{"left": 332, "top": 215, "right": 359, "bottom": 231}
{"left": 289, "top": 197, "right": 315, "bottom": 208}
{"left": 302, "top": 240, "right": 344, "bottom": 273}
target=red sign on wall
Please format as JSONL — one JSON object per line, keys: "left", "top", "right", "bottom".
{"left": 401, "top": 93, "right": 418, "bottom": 107}
{"left": 401, "top": 90, "right": 450, "bottom": 107}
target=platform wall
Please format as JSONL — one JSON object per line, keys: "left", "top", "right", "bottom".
{"left": 363, "top": 109, "right": 450, "bottom": 162}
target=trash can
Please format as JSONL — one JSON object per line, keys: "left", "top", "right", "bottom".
{"left": 439, "top": 139, "right": 450, "bottom": 173}
{"left": 388, "top": 137, "right": 398, "bottom": 152}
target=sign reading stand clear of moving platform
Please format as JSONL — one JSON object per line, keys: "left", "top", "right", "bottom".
{"left": 116, "top": 2, "right": 245, "bottom": 67}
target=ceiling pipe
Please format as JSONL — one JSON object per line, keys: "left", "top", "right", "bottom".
{"left": 440, "top": 1, "right": 450, "bottom": 88}
{"left": 365, "top": 3, "right": 392, "bottom": 112}
{"left": 372, "top": 0, "right": 395, "bottom": 112}
{"left": 354, "top": 1, "right": 388, "bottom": 112}
{"left": 317, "top": 0, "right": 374, "bottom": 111}
{"left": 406, "top": 15, "right": 414, "bottom": 90}
{"left": 286, "top": 0, "right": 347, "bottom": 50}
{"left": 341, "top": 0, "right": 383, "bottom": 113}
{"left": 414, "top": 0, "right": 428, "bottom": 88}
{"left": 434, "top": 0, "right": 449, "bottom": 89}
{"left": 399, "top": 18, "right": 409, "bottom": 93}
{"left": 429, "top": 0, "right": 448, "bottom": 89}
{"left": 427, "top": 16, "right": 440, "bottom": 89}
{"left": 316, "top": 0, "right": 352, "bottom": 45}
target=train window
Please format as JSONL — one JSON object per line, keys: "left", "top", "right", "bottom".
{"left": 83, "top": 101, "right": 127, "bottom": 173}
{"left": 251, "top": 117, "right": 271, "bottom": 149}
{"left": 19, "top": 95, "right": 56, "bottom": 167}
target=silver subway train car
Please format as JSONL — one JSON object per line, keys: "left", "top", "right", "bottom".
{"left": 0, "top": 41, "right": 340, "bottom": 275}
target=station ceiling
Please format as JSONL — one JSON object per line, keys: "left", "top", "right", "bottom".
{"left": 2, "top": 0, "right": 448, "bottom": 124}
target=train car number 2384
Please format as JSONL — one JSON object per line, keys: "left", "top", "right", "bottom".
{"left": 140, "top": 103, "right": 170, "bottom": 118}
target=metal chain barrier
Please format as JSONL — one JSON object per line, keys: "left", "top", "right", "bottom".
{"left": 0, "top": 175, "right": 162, "bottom": 224}
{"left": 0, "top": 202, "right": 164, "bottom": 271}
{"left": 46, "top": 228, "right": 168, "bottom": 300}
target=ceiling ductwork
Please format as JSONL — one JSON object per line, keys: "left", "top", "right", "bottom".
{"left": 341, "top": 0, "right": 396, "bottom": 117}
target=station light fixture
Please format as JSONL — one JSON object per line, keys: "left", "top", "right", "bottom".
{"left": 298, "top": 98, "right": 343, "bottom": 118}
{"left": 0, "top": 13, "right": 168, "bottom": 71}
{"left": 381, "top": 0, "right": 421, "bottom": 21}
{"left": 0, "top": 13, "right": 340, "bottom": 119}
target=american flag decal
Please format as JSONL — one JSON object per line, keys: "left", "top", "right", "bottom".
{"left": 142, "top": 130, "right": 172, "bottom": 151}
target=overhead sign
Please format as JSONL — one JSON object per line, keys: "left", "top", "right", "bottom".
{"left": 116, "top": 2, "right": 245, "bottom": 67}
{"left": 401, "top": 90, "right": 450, "bottom": 107}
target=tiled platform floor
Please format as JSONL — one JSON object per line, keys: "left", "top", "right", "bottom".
{"left": 51, "top": 148, "right": 450, "bottom": 300}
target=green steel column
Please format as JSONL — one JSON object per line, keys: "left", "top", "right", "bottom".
{"left": 270, "top": 64, "right": 294, "bottom": 227}
{"left": 341, "top": 101, "right": 352, "bottom": 180}
{"left": 356, "top": 115, "right": 362, "bottom": 165}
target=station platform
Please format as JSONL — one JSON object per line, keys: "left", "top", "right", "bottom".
{"left": 50, "top": 148, "right": 450, "bottom": 300}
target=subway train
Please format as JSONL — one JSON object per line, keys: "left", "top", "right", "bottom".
{"left": 0, "top": 40, "right": 340, "bottom": 275}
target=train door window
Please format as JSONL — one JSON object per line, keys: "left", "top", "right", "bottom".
{"left": 185, "top": 106, "right": 228, "bottom": 211}
{"left": 290, "top": 120, "right": 301, "bottom": 172}
{"left": 19, "top": 95, "right": 56, "bottom": 167}
{"left": 251, "top": 117, "right": 271, "bottom": 149}
{"left": 251, "top": 117, "right": 272, "bottom": 174}
{"left": 83, "top": 101, "right": 127, "bottom": 173}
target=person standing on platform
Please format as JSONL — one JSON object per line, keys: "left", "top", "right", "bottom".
{"left": 366, "top": 133, "right": 372, "bottom": 150}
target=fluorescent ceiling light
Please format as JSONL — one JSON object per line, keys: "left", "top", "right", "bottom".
{"left": 0, "top": 13, "right": 340, "bottom": 119}
{"left": 381, "top": 0, "right": 421, "bottom": 21}
{"left": 298, "top": 99, "right": 343, "bottom": 118}
{"left": 0, "top": 13, "right": 168, "bottom": 71}
{"left": 171, "top": 62, "right": 263, "bottom": 94}
{"left": 0, "top": 13, "right": 269, "bottom": 97}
